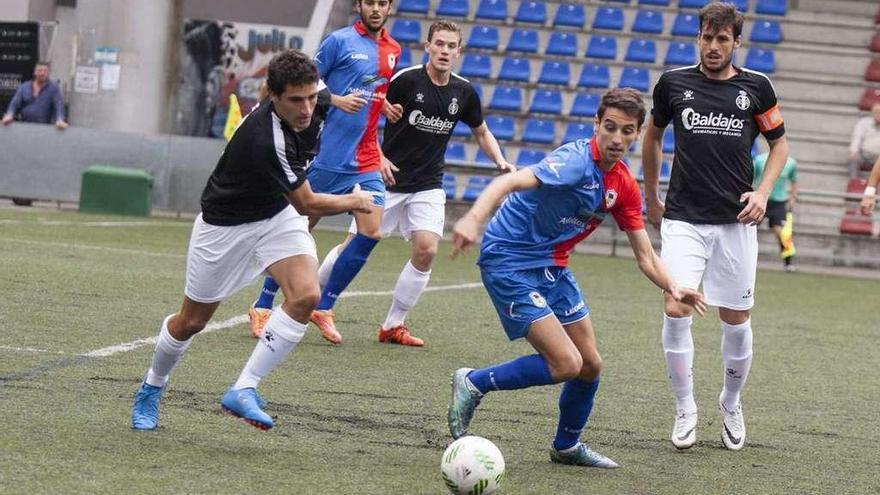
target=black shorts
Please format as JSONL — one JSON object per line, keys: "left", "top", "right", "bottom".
{"left": 765, "top": 200, "right": 788, "bottom": 228}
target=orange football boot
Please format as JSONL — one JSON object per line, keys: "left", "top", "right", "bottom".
{"left": 378, "top": 324, "right": 424, "bottom": 347}
{"left": 310, "top": 309, "right": 342, "bottom": 344}
{"left": 248, "top": 306, "right": 271, "bottom": 339}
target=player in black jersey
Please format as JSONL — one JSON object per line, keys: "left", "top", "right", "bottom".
{"left": 642, "top": 3, "right": 789, "bottom": 452}
{"left": 131, "top": 50, "right": 373, "bottom": 432}
{"left": 314, "top": 20, "right": 515, "bottom": 346}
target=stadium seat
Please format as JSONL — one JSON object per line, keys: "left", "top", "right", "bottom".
{"left": 506, "top": 29, "right": 539, "bottom": 54}
{"left": 467, "top": 25, "right": 500, "bottom": 50}
{"left": 498, "top": 57, "right": 531, "bottom": 82}
{"left": 662, "top": 131, "right": 675, "bottom": 154}
{"left": 515, "top": 1, "right": 547, "bottom": 24}
{"left": 744, "top": 47, "right": 775, "bottom": 73}
{"left": 756, "top": 0, "right": 787, "bottom": 15}
{"left": 847, "top": 177, "right": 867, "bottom": 196}
{"left": 553, "top": 3, "right": 586, "bottom": 28}
{"left": 625, "top": 39, "right": 657, "bottom": 63}
{"left": 517, "top": 148, "right": 547, "bottom": 165}
{"left": 522, "top": 118, "right": 556, "bottom": 144}
{"left": 664, "top": 42, "right": 696, "bottom": 66}
{"left": 577, "top": 63, "right": 611, "bottom": 88}
{"left": 586, "top": 36, "right": 618, "bottom": 60}
{"left": 729, "top": 0, "right": 749, "bottom": 12}
{"left": 538, "top": 61, "right": 571, "bottom": 86}
{"left": 459, "top": 54, "right": 491, "bottom": 79}
{"left": 437, "top": 0, "right": 469, "bottom": 18}
{"left": 390, "top": 19, "right": 421, "bottom": 44}
{"left": 462, "top": 175, "right": 493, "bottom": 202}
{"left": 442, "top": 173, "right": 457, "bottom": 200}
{"left": 474, "top": 148, "right": 502, "bottom": 167}
{"left": 445, "top": 142, "right": 465, "bottom": 162}
{"left": 592, "top": 7, "right": 624, "bottom": 31}
{"left": 659, "top": 161, "right": 671, "bottom": 182}
{"left": 866, "top": 59, "right": 880, "bottom": 82}
{"left": 871, "top": 32, "right": 880, "bottom": 52}
{"left": 452, "top": 121, "right": 471, "bottom": 137}
{"left": 471, "top": 83, "right": 484, "bottom": 101}
{"left": 476, "top": 0, "right": 507, "bottom": 21}
{"left": 750, "top": 20, "right": 782, "bottom": 44}
{"left": 671, "top": 13, "right": 700, "bottom": 37}
{"left": 397, "top": 0, "right": 429, "bottom": 14}
{"left": 546, "top": 32, "right": 578, "bottom": 56}
{"left": 839, "top": 209, "right": 874, "bottom": 236}
{"left": 619, "top": 67, "right": 650, "bottom": 92}
{"left": 530, "top": 89, "right": 563, "bottom": 114}
{"left": 570, "top": 92, "right": 600, "bottom": 117}
{"left": 638, "top": 0, "right": 670, "bottom": 5}
{"left": 678, "top": 0, "right": 709, "bottom": 8}
{"left": 396, "top": 48, "right": 412, "bottom": 70}
{"left": 859, "top": 88, "right": 880, "bottom": 111}
{"left": 486, "top": 115, "right": 515, "bottom": 140}
{"left": 563, "top": 122, "right": 594, "bottom": 143}
{"left": 632, "top": 10, "right": 664, "bottom": 34}
{"left": 489, "top": 85, "right": 523, "bottom": 112}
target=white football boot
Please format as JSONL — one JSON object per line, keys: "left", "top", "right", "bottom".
{"left": 719, "top": 400, "right": 746, "bottom": 450}
{"left": 671, "top": 409, "right": 698, "bottom": 449}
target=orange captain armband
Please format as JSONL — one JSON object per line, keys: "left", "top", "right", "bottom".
{"left": 754, "top": 104, "right": 784, "bottom": 133}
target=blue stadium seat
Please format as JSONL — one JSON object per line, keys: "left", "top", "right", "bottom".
{"left": 442, "top": 173, "right": 457, "bottom": 200}
{"left": 546, "top": 32, "right": 578, "bottom": 56}
{"left": 452, "top": 121, "right": 471, "bottom": 137}
{"left": 553, "top": 3, "right": 585, "bottom": 28}
{"left": 592, "top": 7, "right": 624, "bottom": 30}
{"left": 506, "top": 29, "right": 539, "bottom": 53}
{"left": 459, "top": 54, "right": 491, "bottom": 79}
{"left": 476, "top": 0, "right": 507, "bottom": 21}
{"left": 445, "top": 142, "right": 466, "bottom": 162}
{"left": 660, "top": 161, "right": 671, "bottom": 182}
{"left": 664, "top": 42, "right": 696, "bottom": 66}
{"left": 498, "top": 57, "right": 531, "bottom": 82}
{"left": 515, "top": 1, "right": 547, "bottom": 24}
{"left": 396, "top": 48, "right": 412, "bottom": 70}
{"left": 474, "top": 148, "right": 501, "bottom": 167}
{"left": 662, "top": 131, "right": 675, "bottom": 154}
{"left": 468, "top": 25, "right": 499, "bottom": 50}
{"left": 522, "top": 119, "right": 556, "bottom": 144}
{"left": 390, "top": 19, "right": 421, "bottom": 44}
{"left": 750, "top": 20, "right": 782, "bottom": 44}
{"left": 563, "top": 122, "right": 594, "bottom": 143}
{"left": 744, "top": 47, "right": 776, "bottom": 73}
{"left": 397, "top": 0, "right": 429, "bottom": 14}
{"left": 586, "top": 36, "right": 618, "bottom": 60}
{"left": 632, "top": 10, "right": 664, "bottom": 34}
{"left": 756, "top": 0, "right": 787, "bottom": 16}
{"left": 462, "top": 175, "right": 493, "bottom": 202}
{"left": 570, "top": 92, "right": 600, "bottom": 117}
{"left": 619, "top": 66, "right": 650, "bottom": 92}
{"left": 625, "top": 39, "right": 657, "bottom": 63}
{"left": 577, "top": 63, "right": 611, "bottom": 88}
{"left": 437, "top": 0, "right": 469, "bottom": 17}
{"left": 678, "top": 0, "right": 709, "bottom": 8}
{"left": 471, "top": 83, "right": 484, "bottom": 101}
{"left": 729, "top": 0, "right": 749, "bottom": 12}
{"left": 538, "top": 61, "right": 571, "bottom": 86}
{"left": 489, "top": 85, "right": 523, "bottom": 112}
{"left": 638, "top": 0, "right": 670, "bottom": 5}
{"left": 517, "top": 148, "right": 547, "bottom": 165}
{"left": 486, "top": 115, "right": 515, "bottom": 140}
{"left": 671, "top": 13, "right": 700, "bottom": 37}
{"left": 530, "top": 89, "right": 563, "bottom": 114}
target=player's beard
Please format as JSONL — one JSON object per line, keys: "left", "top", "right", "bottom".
{"left": 360, "top": 13, "right": 387, "bottom": 34}
{"left": 700, "top": 52, "right": 733, "bottom": 76}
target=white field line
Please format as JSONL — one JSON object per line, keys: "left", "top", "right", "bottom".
{"left": 1, "top": 237, "right": 186, "bottom": 258}
{"left": 0, "top": 220, "right": 187, "bottom": 227}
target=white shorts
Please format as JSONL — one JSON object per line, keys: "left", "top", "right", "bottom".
{"left": 184, "top": 206, "right": 317, "bottom": 303}
{"left": 348, "top": 188, "right": 446, "bottom": 240}
{"left": 660, "top": 218, "right": 758, "bottom": 310}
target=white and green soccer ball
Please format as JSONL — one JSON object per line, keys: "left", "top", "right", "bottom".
{"left": 440, "top": 436, "right": 506, "bottom": 495}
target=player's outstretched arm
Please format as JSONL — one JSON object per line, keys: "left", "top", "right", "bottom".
{"left": 286, "top": 181, "right": 374, "bottom": 217}
{"left": 642, "top": 117, "right": 666, "bottom": 229}
{"left": 451, "top": 168, "right": 539, "bottom": 258}
{"left": 625, "top": 229, "right": 707, "bottom": 316}
{"left": 471, "top": 122, "right": 516, "bottom": 173}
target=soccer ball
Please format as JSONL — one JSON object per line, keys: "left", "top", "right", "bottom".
{"left": 440, "top": 436, "right": 506, "bottom": 495}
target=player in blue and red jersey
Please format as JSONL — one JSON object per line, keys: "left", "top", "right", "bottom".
{"left": 447, "top": 88, "right": 706, "bottom": 469}
{"left": 248, "top": 0, "right": 401, "bottom": 343}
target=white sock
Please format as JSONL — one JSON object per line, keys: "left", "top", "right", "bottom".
{"left": 720, "top": 319, "right": 753, "bottom": 410}
{"left": 233, "top": 307, "right": 307, "bottom": 390}
{"left": 317, "top": 245, "right": 342, "bottom": 291}
{"left": 145, "top": 314, "right": 193, "bottom": 388}
{"left": 662, "top": 314, "right": 696, "bottom": 413}
{"left": 382, "top": 260, "right": 431, "bottom": 329}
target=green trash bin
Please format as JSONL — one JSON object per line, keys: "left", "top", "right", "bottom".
{"left": 79, "top": 165, "right": 153, "bottom": 217}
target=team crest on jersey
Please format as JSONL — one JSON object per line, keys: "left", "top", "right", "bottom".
{"left": 529, "top": 291, "right": 547, "bottom": 308}
{"left": 448, "top": 98, "right": 459, "bottom": 115}
{"left": 735, "top": 90, "right": 751, "bottom": 111}
{"left": 683, "top": 89, "right": 694, "bottom": 101}
{"left": 415, "top": 92, "right": 424, "bottom": 103}
{"left": 605, "top": 189, "right": 618, "bottom": 209}
{"left": 387, "top": 53, "right": 396, "bottom": 70}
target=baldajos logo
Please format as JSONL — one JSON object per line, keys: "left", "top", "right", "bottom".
{"left": 681, "top": 107, "right": 745, "bottom": 132}
{"left": 408, "top": 110, "right": 455, "bottom": 134}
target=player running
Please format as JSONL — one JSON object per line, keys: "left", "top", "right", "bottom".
{"left": 447, "top": 88, "right": 706, "bottom": 468}
{"left": 131, "top": 50, "right": 373, "bottom": 431}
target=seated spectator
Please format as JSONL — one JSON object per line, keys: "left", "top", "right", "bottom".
{"left": 848, "top": 102, "right": 880, "bottom": 178}
{"left": 753, "top": 151, "right": 798, "bottom": 272}
{"left": 861, "top": 155, "right": 880, "bottom": 215}
{"left": 2, "top": 61, "right": 68, "bottom": 130}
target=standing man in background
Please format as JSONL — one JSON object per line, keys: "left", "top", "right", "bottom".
{"left": 2, "top": 61, "right": 67, "bottom": 129}
{"left": 848, "top": 102, "right": 880, "bottom": 179}
{"left": 753, "top": 151, "right": 798, "bottom": 271}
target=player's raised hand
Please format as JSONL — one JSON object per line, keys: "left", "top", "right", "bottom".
{"left": 737, "top": 190, "right": 768, "bottom": 226}
{"left": 668, "top": 286, "right": 707, "bottom": 316}
{"left": 646, "top": 199, "right": 665, "bottom": 229}
{"left": 450, "top": 215, "right": 479, "bottom": 259}
{"left": 380, "top": 155, "right": 399, "bottom": 186}
{"left": 382, "top": 99, "right": 404, "bottom": 123}
{"left": 861, "top": 193, "right": 877, "bottom": 215}
{"left": 350, "top": 184, "right": 375, "bottom": 213}
{"left": 334, "top": 93, "right": 368, "bottom": 113}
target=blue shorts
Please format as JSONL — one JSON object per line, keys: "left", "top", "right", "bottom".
{"left": 481, "top": 266, "right": 590, "bottom": 341}
{"left": 306, "top": 167, "right": 385, "bottom": 207}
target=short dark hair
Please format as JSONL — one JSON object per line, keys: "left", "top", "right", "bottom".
{"left": 35, "top": 61, "right": 50, "bottom": 68}
{"left": 427, "top": 20, "right": 462, "bottom": 44}
{"left": 266, "top": 49, "right": 318, "bottom": 96}
{"left": 699, "top": 2, "right": 744, "bottom": 39}
{"left": 597, "top": 88, "right": 646, "bottom": 127}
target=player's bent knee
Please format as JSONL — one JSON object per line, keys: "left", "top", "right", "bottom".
{"left": 179, "top": 316, "right": 209, "bottom": 335}
{"left": 719, "top": 307, "right": 750, "bottom": 325}
{"left": 664, "top": 297, "right": 694, "bottom": 318}
{"left": 549, "top": 352, "right": 583, "bottom": 382}
{"left": 579, "top": 356, "right": 603, "bottom": 380}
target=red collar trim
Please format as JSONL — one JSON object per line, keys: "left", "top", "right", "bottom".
{"left": 353, "top": 20, "right": 387, "bottom": 40}
{"left": 589, "top": 138, "right": 601, "bottom": 162}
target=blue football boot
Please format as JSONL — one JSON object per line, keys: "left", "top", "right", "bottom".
{"left": 220, "top": 387, "right": 274, "bottom": 431}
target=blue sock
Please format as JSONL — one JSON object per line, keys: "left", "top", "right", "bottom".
{"left": 552, "top": 378, "right": 600, "bottom": 451}
{"left": 254, "top": 277, "right": 279, "bottom": 310}
{"left": 316, "top": 233, "right": 378, "bottom": 310}
{"left": 467, "top": 354, "right": 555, "bottom": 395}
